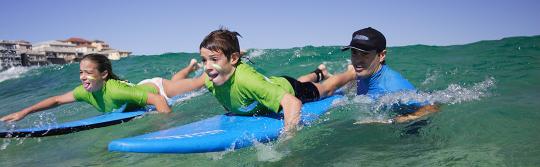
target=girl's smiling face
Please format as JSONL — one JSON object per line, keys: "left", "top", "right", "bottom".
{"left": 79, "top": 59, "right": 107, "bottom": 92}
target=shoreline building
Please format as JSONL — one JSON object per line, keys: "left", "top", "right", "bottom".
{"left": 0, "top": 40, "right": 21, "bottom": 68}
{"left": 64, "top": 38, "right": 131, "bottom": 60}
{"left": 33, "top": 40, "right": 79, "bottom": 64}
{"left": 15, "top": 40, "right": 48, "bottom": 66}
{"left": 1, "top": 38, "right": 131, "bottom": 69}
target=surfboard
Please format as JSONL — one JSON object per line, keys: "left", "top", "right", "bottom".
{"left": 0, "top": 94, "right": 188, "bottom": 138}
{"left": 108, "top": 94, "right": 344, "bottom": 153}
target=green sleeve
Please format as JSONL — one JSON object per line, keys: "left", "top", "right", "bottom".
{"left": 72, "top": 85, "right": 89, "bottom": 102}
{"left": 204, "top": 76, "right": 215, "bottom": 92}
{"left": 239, "top": 75, "right": 287, "bottom": 113}
{"left": 108, "top": 84, "right": 149, "bottom": 107}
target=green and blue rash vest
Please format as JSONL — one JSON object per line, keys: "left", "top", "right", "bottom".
{"left": 205, "top": 63, "right": 295, "bottom": 115}
{"left": 73, "top": 79, "right": 158, "bottom": 112}
{"left": 356, "top": 65, "right": 424, "bottom": 114}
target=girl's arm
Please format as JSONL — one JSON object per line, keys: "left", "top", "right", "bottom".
{"left": 0, "top": 91, "right": 76, "bottom": 122}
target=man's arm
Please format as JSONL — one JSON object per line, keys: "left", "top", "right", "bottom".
{"left": 394, "top": 104, "right": 439, "bottom": 123}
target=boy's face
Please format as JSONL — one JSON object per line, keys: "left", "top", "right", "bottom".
{"left": 200, "top": 48, "right": 238, "bottom": 86}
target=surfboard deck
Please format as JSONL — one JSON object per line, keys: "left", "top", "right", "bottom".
{"left": 0, "top": 94, "right": 187, "bottom": 138}
{"left": 108, "top": 94, "right": 344, "bottom": 153}
{"left": 0, "top": 110, "right": 146, "bottom": 138}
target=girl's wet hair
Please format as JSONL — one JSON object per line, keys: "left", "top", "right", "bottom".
{"left": 199, "top": 27, "right": 242, "bottom": 63}
{"left": 81, "top": 53, "right": 121, "bottom": 81}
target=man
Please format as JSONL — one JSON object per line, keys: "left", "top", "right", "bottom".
{"left": 303, "top": 27, "right": 438, "bottom": 123}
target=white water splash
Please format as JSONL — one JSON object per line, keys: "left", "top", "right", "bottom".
{"left": 421, "top": 69, "right": 440, "bottom": 86}
{"left": 246, "top": 49, "right": 265, "bottom": 59}
{"left": 293, "top": 49, "right": 302, "bottom": 58}
{"left": 352, "top": 77, "right": 496, "bottom": 123}
{"left": 254, "top": 140, "right": 288, "bottom": 162}
{"left": 169, "top": 89, "right": 208, "bottom": 106}
{"left": 1, "top": 122, "right": 16, "bottom": 150}
{"left": 0, "top": 66, "right": 35, "bottom": 83}
{"left": 0, "top": 111, "right": 59, "bottom": 150}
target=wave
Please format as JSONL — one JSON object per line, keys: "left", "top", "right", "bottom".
{"left": 348, "top": 77, "right": 496, "bottom": 123}
{"left": 0, "top": 66, "right": 36, "bottom": 83}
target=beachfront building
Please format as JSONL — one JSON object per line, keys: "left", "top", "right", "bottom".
{"left": 65, "top": 37, "right": 99, "bottom": 55}
{"left": 15, "top": 40, "right": 32, "bottom": 50}
{"left": 65, "top": 38, "right": 131, "bottom": 60}
{"left": 98, "top": 49, "right": 132, "bottom": 60}
{"left": 20, "top": 50, "right": 48, "bottom": 66}
{"left": 33, "top": 40, "right": 79, "bottom": 64}
{"left": 75, "top": 45, "right": 98, "bottom": 54}
{"left": 64, "top": 37, "right": 92, "bottom": 46}
{"left": 1, "top": 37, "right": 131, "bottom": 69}
{"left": 0, "top": 40, "right": 21, "bottom": 68}
{"left": 15, "top": 40, "right": 48, "bottom": 66}
{"left": 91, "top": 40, "right": 110, "bottom": 51}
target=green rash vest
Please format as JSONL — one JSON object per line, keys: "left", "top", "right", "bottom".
{"left": 205, "top": 63, "right": 294, "bottom": 115}
{"left": 72, "top": 79, "right": 158, "bottom": 112}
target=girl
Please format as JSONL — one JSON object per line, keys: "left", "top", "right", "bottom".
{"left": 1, "top": 53, "right": 205, "bottom": 122}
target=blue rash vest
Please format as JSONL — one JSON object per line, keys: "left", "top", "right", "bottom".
{"left": 356, "top": 65, "right": 423, "bottom": 113}
{"left": 356, "top": 65, "right": 416, "bottom": 97}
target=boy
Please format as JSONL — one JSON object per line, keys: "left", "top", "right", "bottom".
{"left": 199, "top": 28, "right": 351, "bottom": 136}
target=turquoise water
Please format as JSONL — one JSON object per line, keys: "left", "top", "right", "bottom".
{"left": 1, "top": 36, "right": 539, "bottom": 166}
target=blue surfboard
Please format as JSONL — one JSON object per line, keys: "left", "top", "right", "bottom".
{"left": 108, "top": 94, "right": 344, "bottom": 153}
{"left": 0, "top": 94, "right": 191, "bottom": 138}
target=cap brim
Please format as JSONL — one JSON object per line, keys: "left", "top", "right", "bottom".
{"left": 341, "top": 46, "right": 368, "bottom": 52}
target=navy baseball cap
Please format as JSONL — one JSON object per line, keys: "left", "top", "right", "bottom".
{"left": 341, "top": 27, "right": 386, "bottom": 52}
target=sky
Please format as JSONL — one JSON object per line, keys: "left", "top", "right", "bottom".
{"left": 1, "top": 0, "right": 539, "bottom": 55}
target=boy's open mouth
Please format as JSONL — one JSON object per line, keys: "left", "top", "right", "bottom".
{"left": 207, "top": 72, "right": 219, "bottom": 80}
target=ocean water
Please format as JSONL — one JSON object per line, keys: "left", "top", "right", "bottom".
{"left": 0, "top": 36, "right": 539, "bottom": 166}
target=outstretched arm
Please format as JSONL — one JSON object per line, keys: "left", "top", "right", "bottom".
{"left": 394, "top": 105, "right": 439, "bottom": 123}
{"left": 0, "top": 91, "right": 76, "bottom": 122}
{"left": 280, "top": 93, "right": 303, "bottom": 137}
{"left": 171, "top": 59, "right": 200, "bottom": 81}
{"left": 163, "top": 73, "right": 207, "bottom": 98}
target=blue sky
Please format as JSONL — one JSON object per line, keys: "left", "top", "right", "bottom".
{"left": 1, "top": 0, "right": 539, "bottom": 55}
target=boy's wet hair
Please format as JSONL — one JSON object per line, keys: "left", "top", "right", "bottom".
{"left": 199, "top": 27, "right": 242, "bottom": 63}
{"left": 81, "top": 53, "right": 122, "bottom": 81}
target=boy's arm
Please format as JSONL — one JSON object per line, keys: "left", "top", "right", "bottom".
{"left": 279, "top": 93, "right": 302, "bottom": 136}
{"left": 146, "top": 92, "right": 171, "bottom": 113}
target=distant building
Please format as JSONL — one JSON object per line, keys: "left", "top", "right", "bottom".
{"left": 64, "top": 37, "right": 131, "bottom": 60}
{"left": 64, "top": 37, "right": 92, "bottom": 46}
{"left": 1, "top": 37, "right": 131, "bottom": 69}
{"left": 15, "top": 40, "right": 32, "bottom": 50}
{"left": 91, "top": 40, "right": 110, "bottom": 51}
{"left": 0, "top": 40, "right": 21, "bottom": 68}
{"left": 99, "top": 49, "right": 132, "bottom": 60}
{"left": 15, "top": 40, "right": 48, "bottom": 66}
{"left": 33, "top": 40, "right": 79, "bottom": 64}
{"left": 20, "top": 50, "right": 48, "bottom": 66}
{"left": 75, "top": 45, "right": 98, "bottom": 54}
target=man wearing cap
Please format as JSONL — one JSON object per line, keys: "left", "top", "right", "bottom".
{"left": 342, "top": 27, "right": 416, "bottom": 98}
{"left": 302, "top": 27, "right": 438, "bottom": 123}
{"left": 345, "top": 27, "right": 438, "bottom": 123}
